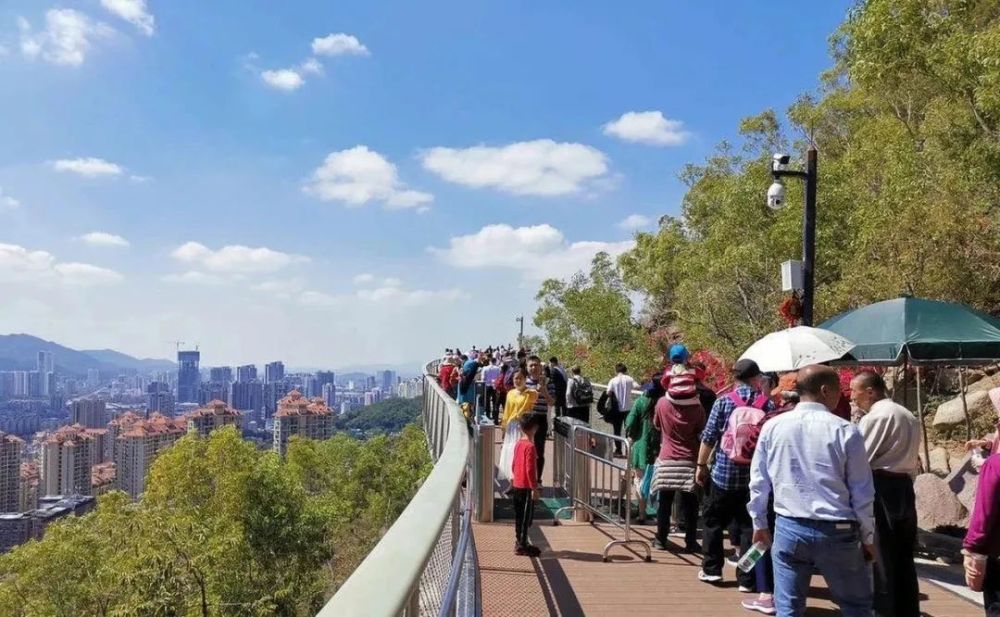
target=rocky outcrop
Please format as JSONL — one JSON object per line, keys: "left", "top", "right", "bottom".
{"left": 915, "top": 473, "right": 968, "bottom": 529}
{"left": 932, "top": 390, "right": 992, "bottom": 426}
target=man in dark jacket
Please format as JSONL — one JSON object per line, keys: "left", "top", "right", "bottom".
{"left": 547, "top": 357, "right": 568, "bottom": 418}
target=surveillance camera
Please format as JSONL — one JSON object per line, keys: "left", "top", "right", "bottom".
{"left": 767, "top": 180, "right": 786, "bottom": 209}
{"left": 772, "top": 153, "right": 791, "bottom": 172}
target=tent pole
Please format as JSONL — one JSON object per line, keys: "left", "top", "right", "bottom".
{"left": 959, "top": 367, "right": 972, "bottom": 442}
{"left": 916, "top": 365, "right": 930, "bottom": 472}
{"left": 902, "top": 358, "right": 909, "bottom": 408}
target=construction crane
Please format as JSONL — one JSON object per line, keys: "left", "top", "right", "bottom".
{"left": 168, "top": 340, "right": 186, "bottom": 353}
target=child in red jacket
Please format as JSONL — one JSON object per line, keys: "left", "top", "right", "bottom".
{"left": 512, "top": 413, "right": 541, "bottom": 556}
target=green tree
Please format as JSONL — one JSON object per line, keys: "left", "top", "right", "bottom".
{"left": 543, "top": 0, "right": 1000, "bottom": 364}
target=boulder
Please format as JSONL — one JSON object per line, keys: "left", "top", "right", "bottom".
{"left": 915, "top": 473, "right": 968, "bottom": 529}
{"left": 947, "top": 454, "right": 980, "bottom": 513}
{"left": 927, "top": 446, "right": 950, "bottom": 477}
{"left": 932, "top": 390, "right": 992, "bottom": 426}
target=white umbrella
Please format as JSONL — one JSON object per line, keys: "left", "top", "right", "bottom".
{"left": 739, "top": 326, "right": 855, "bottom": 372}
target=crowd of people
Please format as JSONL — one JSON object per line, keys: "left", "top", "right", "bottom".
{"left": 435, "top": 344, "right": 1000, "bottom": 617}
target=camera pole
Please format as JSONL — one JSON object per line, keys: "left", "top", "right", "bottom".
{"left": 802, "top": 147, "right": 817, "bottom": 326}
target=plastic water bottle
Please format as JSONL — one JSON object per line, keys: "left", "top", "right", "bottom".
{"left": 736, "top": 541, "right": 768, "bottom": 573}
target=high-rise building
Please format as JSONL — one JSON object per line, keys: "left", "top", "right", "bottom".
{"left": 0, "top": 434, "right": 22, "bottom": 513}
{"left": 36, "top": 352, "right": 54, "bottom": 396}
{"left": 272, "top": 390, "right": 334, "bottom": 456}
{"left": 18, "top": 463, "right": 38, "bottom": 512}
{"left": 264, "top": 361, "right": 285, "bottom": 384}
{"left": 236, "top": 364, "right": 257, "bottom": 383}
{"left": 39, "top": 426, "right": 97, "bottom": 497}
{"left": 146, "top": 382, "right": 175, "bottom": 415}
{"left": 229, "top": 380, "right": 263, "bottom": 418}
{"left": 114, "top": 413, "right": 187, "bottom": 500}
{"left": 86, "top": 369, "right": 100, "bottom": 389}
{"left": 187, "top": 400, "right": 242, "bottom": 438}
{"left": 70, "top": 399, "right": 107, "bottom": 429}
{"left": 263, "top": 380, "right": 292, "bottom": 419}
{"left": 198, "top": 381, "right": 230, "bottom": 406}
{"left": 321, "top": 382, "right": 336, "bottom": 410}
{"left": 379, "top": 370, "right": 397, "bottom": 397}
{"left": 209, "top": 366, "right": 233, "bottom": 383}
{"left": 303, "top": 375, "right": 320, "bottom": 398}
{"left": 176, "top": 351, "right": 201, "bottom": 403}
{"left": 36, "top": 351, "right": 54, "bottom": 375}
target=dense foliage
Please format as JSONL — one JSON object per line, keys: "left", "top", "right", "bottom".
{"left": 334, "top": 397, "right": 422, "bottom": 435}
{"left": 0, "top": 425, "right": 431, "bottom": 616}
{"left": 536, "top": 0, "right": 1000, "bottom": 373}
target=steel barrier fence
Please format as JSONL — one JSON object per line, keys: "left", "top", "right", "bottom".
{"left": 319, "top": 363, "right": 478, "bottom": 617}
{"left": 552, "top": 422, "right": 652, "bottom": 562}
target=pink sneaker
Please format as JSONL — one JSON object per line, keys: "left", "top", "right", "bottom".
{"left": 741, "top": 597, "right": 776, "bottom": 615}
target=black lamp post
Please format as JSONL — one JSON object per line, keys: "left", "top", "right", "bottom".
{"left": 768, "top": 146, "right": 818, "bottom": 326}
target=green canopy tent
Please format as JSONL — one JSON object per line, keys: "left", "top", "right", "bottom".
{"left": 819, "top": 297, "right": 1000, "bottom": 465}
{"left": 820, "top": 297, "right": 1000, "bottom": 365}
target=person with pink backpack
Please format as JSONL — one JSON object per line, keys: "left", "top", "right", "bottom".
{"left": 695, "top": 359, "right": 774, "bottom": 591}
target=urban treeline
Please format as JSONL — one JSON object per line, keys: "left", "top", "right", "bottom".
{"left": 0, "top": 425, "right": 432, "bottom": 616}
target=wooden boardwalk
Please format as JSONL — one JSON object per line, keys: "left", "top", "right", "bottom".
{"left": 475, "top": 437, "right": 983, "bottom": 616}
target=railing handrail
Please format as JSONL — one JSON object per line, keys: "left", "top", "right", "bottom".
{"left": 319, "top": 364, "right": 469, "bottom": 616}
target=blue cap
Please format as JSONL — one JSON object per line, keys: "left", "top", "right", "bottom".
{"left": 668, "top": 343, "right": 690, "bottom": 364}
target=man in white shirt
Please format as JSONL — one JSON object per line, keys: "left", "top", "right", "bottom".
{"left": 606, "top": 363, "right": 636, "bottom": 455}
{"left": 851, "top": 370, "right": 921, "bottom": 617}
{"left": 749, "top": 365, "right": 876, "bottom": 617}
{"left": 481, "top": 358, "right": 502, "bottom": 424}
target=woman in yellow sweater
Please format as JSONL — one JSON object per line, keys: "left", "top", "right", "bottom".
{"left": 499, "top": 367, "right": 538, "bottom": 481}
{"left": 501, "top": 367, "right": 538, "bottom": 428}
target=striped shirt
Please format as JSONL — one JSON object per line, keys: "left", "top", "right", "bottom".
{"left": 526, "top": 376, "right": 550, "bottom": 417}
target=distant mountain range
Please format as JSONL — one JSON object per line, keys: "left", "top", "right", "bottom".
{"left": 0, "top": 334, "right": 175, "bottom": 377}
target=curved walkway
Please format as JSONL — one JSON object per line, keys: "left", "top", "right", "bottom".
{"left": 475, "top": 438, "right": 983, "bottom": 616}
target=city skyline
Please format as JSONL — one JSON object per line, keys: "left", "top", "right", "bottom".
{"left": 0, "top": 0, "right": 851, "bottom": 367}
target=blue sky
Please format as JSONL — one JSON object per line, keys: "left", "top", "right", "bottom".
{"left": 0, "top": 0, "right": 852, "bottom": 368}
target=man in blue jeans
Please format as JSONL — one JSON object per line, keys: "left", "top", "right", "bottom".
{"left": 748, "top": 365, "right": 877, "bottom": 616}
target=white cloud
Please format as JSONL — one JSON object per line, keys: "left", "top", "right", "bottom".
{"left": 352, "top": 273, "right": 375, "bottom": 285}
{"left": 602, "top": 111, "right": 691, "bottom": 147}
{"left": 51, "top": 157, "right": 124, "bottom": 178}
{"left": 19, "top": 9, "right": 113, "bottom": 67}
{"left": 428, "top": 223, "right": 634, "bottom": 281}
{"left": 0, "top": 187, "right": 21, "bottom": 210}
{"left": 382, "top": 277, "right": 402, "bottom": 287}
{"left": 162, "top": 271, "right": 225, "bottom": 285}
{"left": 299, "top": 290, "right": 340, "bottom": 307}
{"left": 304, "top": 146, "right": 433, "bottom": 209}
{"left": 355, "top": 286, "right": 468, "bottom": 306}
{"left": 299, "top": 57, "right": 323, "bottom": 75}
{"left": 100, "top": 0, "right": 154, "bottom": 37}
{"left": 0, "top": 242, "right": 122, "bottom": 286}
{"left": 78, "top": 231, "right": 130, "bottom": 248}
{"left": 129, "top": 174, "right": 152, "bottom": 183}
{"left": 618, "top": 214, "right": 652, "bottom": 230}
{"left": 261, "top": 69, "right": 304, "bottom": 91}
{"left": 54, "top": 262, "right": 124, "bottom": 285}
{"left": 170, "top": 241, "right": 308, "bottom": 274}
{"left": 311, "top": 33, "right": 369, "bottom": 57}
{"left": 420, "top": 139, "right": 609, "bottom": 196}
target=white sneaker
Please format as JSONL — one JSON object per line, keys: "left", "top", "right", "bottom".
{"left": 697, "top": 569, "right": 723, "bottom": 584}
{"left": 738, "top": 585, "right": 754, "bottom": 593}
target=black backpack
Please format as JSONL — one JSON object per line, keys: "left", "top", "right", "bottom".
{"left": 572, "top": 377, "right": 594, "bottom": 406}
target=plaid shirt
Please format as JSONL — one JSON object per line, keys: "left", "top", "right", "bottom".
{"left": 700, "top": 384, "right": 774, "bottom": 491}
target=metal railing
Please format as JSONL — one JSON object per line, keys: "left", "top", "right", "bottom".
{"left": 552, "top": 422, "right": 651, "bottom": 562}
{"left": 320, "top": 362, "right": 478, "bottom": 617}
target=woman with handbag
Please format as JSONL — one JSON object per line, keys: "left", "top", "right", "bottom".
{"left": 498, "top": 367, "right": 538, "bottom": 483}
{"left": 650, "top": 376, "right": 706, "bottom": 553}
